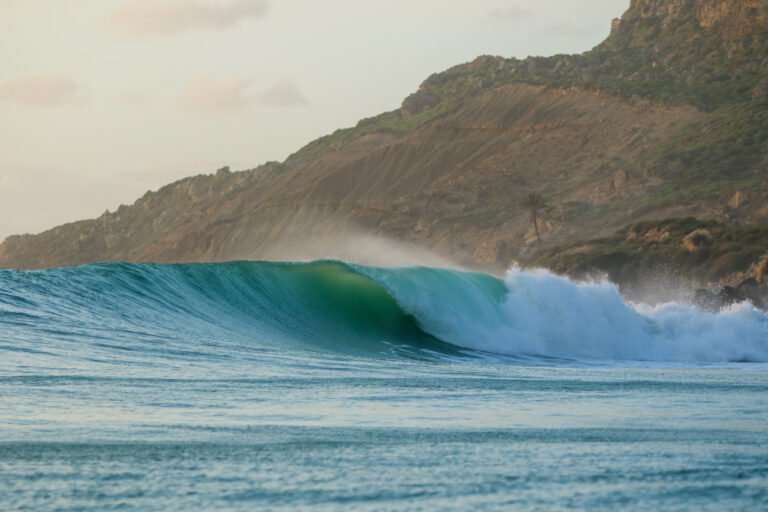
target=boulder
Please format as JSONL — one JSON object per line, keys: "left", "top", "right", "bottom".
{"left": 754, "top": 256, "right": 768, "bottom": 284}
{"left": 694, "top": 279, "right": 768, "bottom": 312}
{"left": 728, "top": 191, "right": 746, "bottom": 209}
{"left": 642, "top": 227, "right": 670, "bottom": 243}
{"left": 682, "top": 229, "right": 713, "bottom": 252}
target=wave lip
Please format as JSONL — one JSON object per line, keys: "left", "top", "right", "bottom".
{"left": 1, "top": 261, "right": 767, "bottom": 364}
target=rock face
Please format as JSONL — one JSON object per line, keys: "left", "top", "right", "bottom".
{"left": 625, "top": 0, "right": 765, "bottom": 26}
{"left": 0, "top": 0, "right": 767, "bottom": 270}
{"left": 598, "top": 0, "right": 768, "bottom": 108}
{"left": 618, "top": 0, "right": 768, "bottom": 39}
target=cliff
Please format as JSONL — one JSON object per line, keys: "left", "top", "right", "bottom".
{"left": 1, "top": 0, "right": 767, "bottom": 271}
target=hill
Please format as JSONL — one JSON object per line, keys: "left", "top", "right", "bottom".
{"left": 1, "top": 0, "right": 766, "bottom": 272}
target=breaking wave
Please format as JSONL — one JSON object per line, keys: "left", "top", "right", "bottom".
{"left": 1, "top": 260, "right": 766, "bottom": 364}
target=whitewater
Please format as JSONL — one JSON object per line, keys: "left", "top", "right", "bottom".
{"left": 1, "top": 261, "right": 767, "bottom": 510}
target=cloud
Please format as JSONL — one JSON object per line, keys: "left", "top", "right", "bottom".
{"left": 179, "top": 75, "right": 254, "bottom": 112}
{"left": 109, "top": 0, "right": 269, "bottom": 36}
{"left": 489, "top": 6, "right": 532, "bottom": 21}
{"left": 179, "top": 75, "right": 307, "bottom": 113}
{"left": 257, "top": 79, "right": 308, "bottom": 107}
{"left": 0, "top": 74, "right": 84, "bottom": 108}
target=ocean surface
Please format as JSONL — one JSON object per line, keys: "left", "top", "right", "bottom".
{"left": 1, "top": 260, "right": 767, "bottom": 511}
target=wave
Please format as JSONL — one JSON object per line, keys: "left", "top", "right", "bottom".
{"left": 1, "top": 260, "right": 767, "bottom": 364}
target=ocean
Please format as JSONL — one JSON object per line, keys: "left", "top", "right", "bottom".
{"left": 1, "top": 260, "right": 766, "bottom": 510}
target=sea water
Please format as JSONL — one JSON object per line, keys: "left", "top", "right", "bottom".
{"left": 0, "top": 261, "right": 766, "bottom": 510}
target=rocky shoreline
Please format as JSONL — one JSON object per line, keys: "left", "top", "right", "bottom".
{"left": 529, "top": 218, "right": 768, "bottom": 312}
{"left": 694, "top": 258, "right": 768, "bottom": 311}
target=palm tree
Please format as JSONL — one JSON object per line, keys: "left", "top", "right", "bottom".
{"left": 522, "top": 193, "right": 547, "bottom": 244}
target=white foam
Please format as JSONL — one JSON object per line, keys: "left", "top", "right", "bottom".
{"left": 383, "top": 266, "right": 768, "bottom": 363}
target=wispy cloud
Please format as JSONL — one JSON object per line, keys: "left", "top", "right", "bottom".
{"left": 489, "top": 6, "right": 532, "bottom": 22}
{"left": 257, "top": 79, "right": 308, "bottom": 107}
{"left": 0, "top": 74, "right": 84, "bottom": 108}
{"left": 180, "top": 75, "right": 255, "bottom": 112}
{"left": 179, "top": 75, "right": 307, "bottom": 113}
{"left": 108, "top": 0, "right": 270, "bottom": 36}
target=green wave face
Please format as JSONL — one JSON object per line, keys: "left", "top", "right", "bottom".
{"left": 0, "top": 260, "right": 473, "bottom": 361}
{"left": 258, "top": 261, "right": 459, "bottom": 357}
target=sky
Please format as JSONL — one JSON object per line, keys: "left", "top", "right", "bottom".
{"left": 0, "top": 0, "right": 627, "bottom": 240}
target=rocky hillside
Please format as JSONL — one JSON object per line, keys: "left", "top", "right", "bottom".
{"left": 1, "top": 0, "right": 767, "bottom": 271}
{"left": 530, "top": 217, "right": 768, "bottom": 300}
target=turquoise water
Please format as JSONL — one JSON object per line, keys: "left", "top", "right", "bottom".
{"left": 1, "top": 261, "right": 767, "bottom": 510}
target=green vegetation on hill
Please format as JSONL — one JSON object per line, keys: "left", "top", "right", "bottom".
{"left": 633, "top": 101, "right": 768, "bottom": 210}
{"left": 396, "top": 1, "right": 768, "bottom": 114}
{"left": 290, "top": 1, "right": 768, "bottom": 167}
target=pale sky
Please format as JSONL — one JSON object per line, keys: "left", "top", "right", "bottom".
{"left": 0, "top": 0, "right": 627, "bottom": 240}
